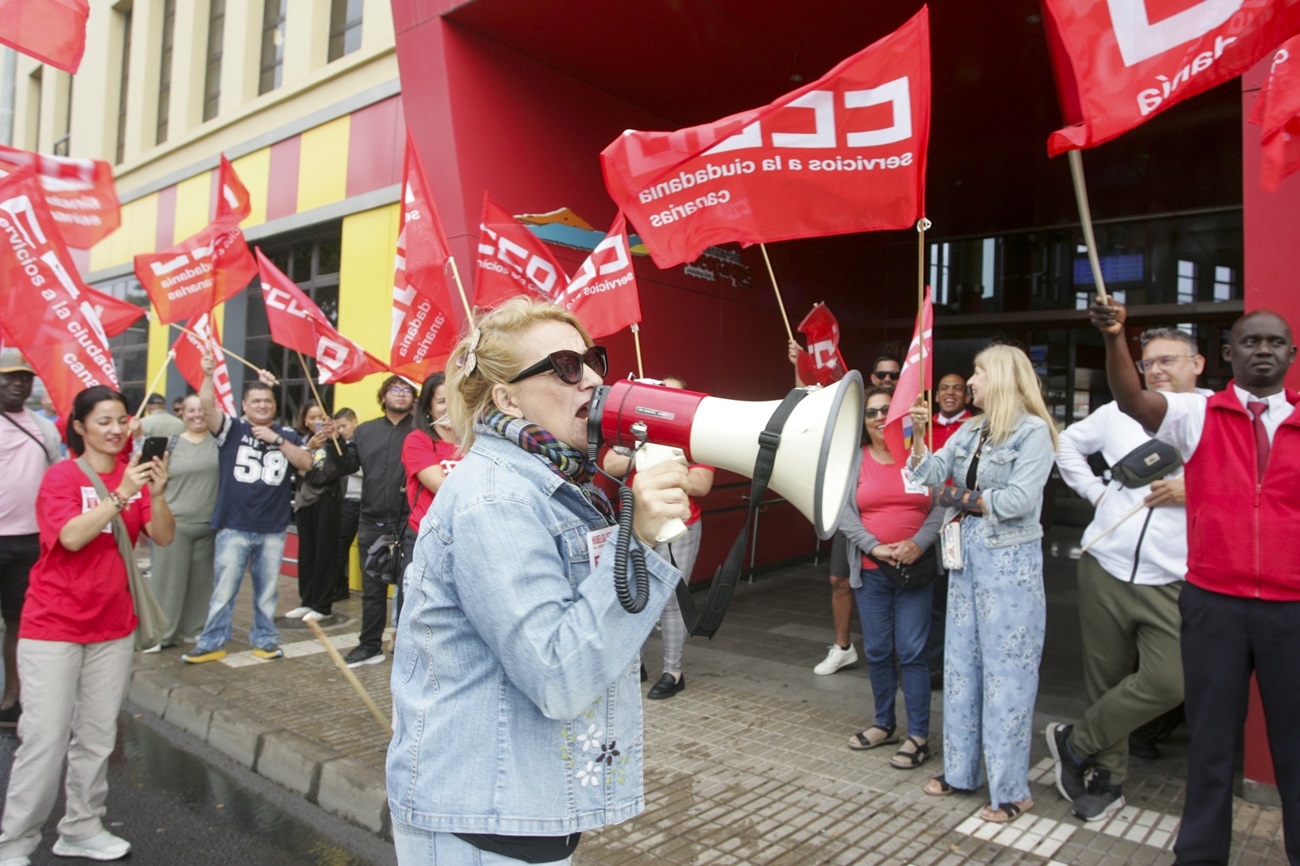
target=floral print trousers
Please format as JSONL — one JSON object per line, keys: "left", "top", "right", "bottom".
{"left": 941, "top": 517, "right": 1046, "bottom": 809}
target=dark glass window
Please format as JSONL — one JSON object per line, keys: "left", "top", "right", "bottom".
{"left": 258, "top": 0, "right": 286, "bottom": 95}
{"left": 203, "top": 0, "right": 225, "bottom": 122}
{"left": 156, "top": 0, "right": 175, "bottom": 144}
{"left": 327, "top": 0, "right": 363, "bottom": 62}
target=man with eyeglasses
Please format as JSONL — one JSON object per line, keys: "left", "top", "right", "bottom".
{"left": 1047, "top": 327, "right": 1209, "bottom": 823}
{"left": 1087, "top": 306, "right": 1300, "bottom": 864}
{"left": 347, "top": 375, "right": 418, "bottom": 668}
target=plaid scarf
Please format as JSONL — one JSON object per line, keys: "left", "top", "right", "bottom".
{"left": 478, "top": 408, "right": 615, "bottom": 524}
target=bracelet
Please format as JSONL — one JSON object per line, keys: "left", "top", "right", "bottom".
{"left": 107, "top": 491, "right": 128, "bottom": 511}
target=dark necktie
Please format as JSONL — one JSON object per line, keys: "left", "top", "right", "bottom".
{"left": 1248, "top": 401, "right": 1271, "bottom": 481}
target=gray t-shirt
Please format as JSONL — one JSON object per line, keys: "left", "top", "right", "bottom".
{"left": 164, "top": 435, "right": 220, "bottom": 525}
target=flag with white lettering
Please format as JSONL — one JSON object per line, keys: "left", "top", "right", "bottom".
{"left": 884, "top": 285, "right": 934, "bottom": 462}
{"left": 474, "top": 195, "right": 569, "bottom": 309}
{"left": 795, "top": 303, "right": 847, "bottom": 387}
{"left": 0, "top": 0, "right": 90, "bottom": 73}
{"left": 84, "top": 286, "right": 146, "bottom": 338}
{"left": 600, "top": 7, "right": 930, "bottom": 268}
{"left": 256, "top": 248, "right": 328, "bottom": 357}
{"left": 134, "top": 221, "right": 257, "bottom": 324}
{"left": 214, "top": 155, "right": 251, "bottom": 224}
{"left": 173, "top": 312, "right": 235, "bottom": 415}
{"left": 0, "top": 144, "right": 120, "bottom": 249}
{"left": 0, "top": 166, "right": 118, "bottom": 417}
{"left": 314, "top": 319, "right": 390, "bottom": 385}
{"left": 553, "top": 213, "right": 641, "bottom": 339}
{"left": 1043, "top": 0, "right": 1300, "bottom": 155}
{"left": 390, "top": 133, "right": 458, "bottom": 379}
{"left": 1251, "top": 35, "right": 1300, "bottom": 191}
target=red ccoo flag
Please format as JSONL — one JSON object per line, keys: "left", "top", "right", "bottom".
{"left": 390, "top": 133, "right": 458, "bottom": 379}
{"left": 0, "top": 143, "right": 120, "bottom": 249}
{"left": 135, "top": 221, "right": 257, "bottom": 324}
{"left": 1251, "top": 35, "right": 1300, "bottom": 191}
{"left": 214, "top": 155, "right": 251, "bottom": 224}
{"left": 83, "top": 286, "right": 146, "bottom": 338}
{"left": 0, "top": 0, "right": 90, "bottom": 74}
{"left": 1043, "top": 0, "right": 1300, "bottom": 155}
{"left": 884, "top": 285, "right": 934, "bottom": 462}
{"left": 313, "top": 319, "right": 390, "bottom": 385}
{"left": 172, "top": 312, "right": 235, "bottom": 416}
{"left": 601, "top": 7, "right": 930, "bottom": 268}
{"left": 0, "top": 166, "right": 118, "bottom": 418}
{"left": 474, "top": 195, "right": 569, "bottom": 309}
{"left": 553, "top": 213, "right": 641, "bottom": 339}
{"left": 795, "top": 303, "right": 848, "bottom": 388}
{"left": 256, "top": 248, "right": 329, "bottom": 357}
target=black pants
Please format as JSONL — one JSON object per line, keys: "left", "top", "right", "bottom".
{"left": 296, "top": 498, "right": 342, "bottom": 615}
{"left": 1174, "top": 583, "right": 1300, "bottom": 866}
{"left": 357, "top": 519, "right": 393, "bottom": 653}
{"left": 926, "top": 570, "right": 948, "bottom": 673}
{"left": 0, "top": 534, "right": 38, "bottom": 623}
{"left": 338, "top": 499, "right": 360, "bottom": 599}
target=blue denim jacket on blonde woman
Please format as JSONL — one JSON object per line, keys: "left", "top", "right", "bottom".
{"left": 386, "top": 430, "right": 682, "bottom": 837}
{"left": 909, "top": 414, "right": 1056, "bottom": 548}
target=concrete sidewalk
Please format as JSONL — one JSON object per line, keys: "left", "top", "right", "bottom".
{"left": 127, "top": 538, "right": 1289, "bottom": 865}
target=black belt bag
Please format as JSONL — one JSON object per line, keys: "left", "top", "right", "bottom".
{"left": 867, "top": 544, "right": 939, "bottom": 590}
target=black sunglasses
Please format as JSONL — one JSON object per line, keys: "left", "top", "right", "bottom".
{"left": 509, "top": 346, "right": 608, "bottom": 385}
{"left": 863, "top": 406, "right": 889, "bottom": 419}
{"left": 873, "top": 369, "right": 901, "bottom": 380}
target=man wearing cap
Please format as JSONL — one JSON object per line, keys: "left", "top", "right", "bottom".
{"left": 0, "top": 351, "right": 60, "bottom": 727}
{"left": 139, "top": 393, "right": 184, "bottom": 440}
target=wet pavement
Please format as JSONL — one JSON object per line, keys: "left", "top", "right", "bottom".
{"left": 115, "top": 528, "right": 1288, "bottom": 866}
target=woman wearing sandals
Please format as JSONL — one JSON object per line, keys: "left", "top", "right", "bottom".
{"left": 906, "top": 344, "right": 1056, "bottom": 823}
{"left": 842, "top": 386, "right": 944, "bottom": 768}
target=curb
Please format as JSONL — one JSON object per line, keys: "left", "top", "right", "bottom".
{"left": 129, "top": 668, "right": 392, "bottom": 836}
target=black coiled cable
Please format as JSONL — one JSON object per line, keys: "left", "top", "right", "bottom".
{"left": 613, "top": 484, "right": 649, "bottom": 613}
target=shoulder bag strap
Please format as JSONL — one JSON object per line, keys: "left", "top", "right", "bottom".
{"left": 2, "top": 412, "right": 55, "bottom": 465}
{"left": 74, "top": 458, "right": 138, "bottom": 576}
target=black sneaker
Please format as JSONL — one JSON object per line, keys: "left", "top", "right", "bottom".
{"left": 1046, "top": 721, "right": 1090, "bottom": 802}
{"left": 1073, "top": 769, "right": 1125, "bottom": 822}
{"left": 647, "top": 673, "right": 685, "bottom": 700}
{"left": 344, "top": 646, "right": 385, "bottom": 668}
{"left": 0, "top": 701, "right": 20, "bottom": 728}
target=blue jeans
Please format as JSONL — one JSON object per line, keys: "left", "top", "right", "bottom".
{"left": 853, "top": 568, "right": 933, "bottom": 737}
{"left": 194, "top": 529, "right": 285, "bottom": 653}
{"left": 393, "top": 827, "right": 572, "bottom": 865}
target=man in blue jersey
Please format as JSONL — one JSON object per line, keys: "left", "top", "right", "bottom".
{"left": 183, "top": 351, "right": 313, "bottom": 663}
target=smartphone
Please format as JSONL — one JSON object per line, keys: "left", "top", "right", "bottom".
{"left": 139, "top": 436, "right": 169, "bottom": 463}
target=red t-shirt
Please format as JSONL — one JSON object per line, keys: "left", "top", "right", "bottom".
{"left": 23, "top": 460, "right": 152, "bottom": 643}
{"left": 403, "top": 431, "right": 460, "bottom": 533}
{"left": 931, "top": 411, "right": 971, "bottom": 452}
{"left": 855, "top": 448, "right": 931, "bottom": 570}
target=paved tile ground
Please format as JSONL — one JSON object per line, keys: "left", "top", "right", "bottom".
{"left": 128, "top": 530, "right": 1289, "bottom": 865}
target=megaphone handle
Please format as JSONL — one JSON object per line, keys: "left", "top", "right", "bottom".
{"left": 656, "top": 518, "right": 687, "bottom": 545}
{"left": 634, "top": 443, "right": 689, "bottom": 546}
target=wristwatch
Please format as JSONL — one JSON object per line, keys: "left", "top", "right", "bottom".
{"left": 273, "top": 435, "right": 284, "bottom": 446}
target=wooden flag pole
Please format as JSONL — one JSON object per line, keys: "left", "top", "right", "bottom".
{"left": 448, "top": 257, "right": 476, "bottom": 325}
{"left": 1068, "top": 149, "right": 1110, "bottom": 304}
{"left": 295, "top": 350, "right": 342, "bottom": 454}
{"left": 759, "top": 244, "right": 794, "bottom": 343}
{"left": 305, "top": 618, "right": 392, "bottom": 736}
{"left": 166, "top": 322, "right": 278, "bottom": 383}
{"left": 630, "top": 323, "right": 645, "bottom": 379}
{"left": 133, "top": 350, "right": 176, "bottom": 420}
{"left": 917, "top": 218, "right": 933, "bottom": 451}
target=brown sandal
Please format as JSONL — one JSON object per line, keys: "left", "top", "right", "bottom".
{"left": 980, "top": 797, "right": 1034, "bottom": 823}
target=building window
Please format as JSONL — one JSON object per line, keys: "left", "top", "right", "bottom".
{"left": 25, "top": 68, "right": 41, "bottom": 152}
{"left": 53, "top": 76, "right": 72, "bottom": 155}
{"left": 1213, "top": 265, "right": 1234, "bottom": 301}
{"left": 1177, "top": 259, "right": 1197, "bottom": 305}
{"left": 203, "top": 0, "right": 225, "bottom": 122}
{"left": 156, "top": 0, "right": 175, "bottom": 144}
{"left": 258, "top": 0, "right": 286, "bottom": 95}
{"left": 243, "top": 229, "right": 343, "bottom": 421}
{"left": 115, "top": 6, "right": 132, "bottom": 164}
{"left": 89, "top": 276, "right": 152, "bottom": 410}
{"left": 327, "top": 0, "right": 363, "bottom": 62}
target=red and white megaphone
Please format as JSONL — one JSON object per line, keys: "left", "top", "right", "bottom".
{"left": 587, "top": 371, "right": 865, "bottom": 540}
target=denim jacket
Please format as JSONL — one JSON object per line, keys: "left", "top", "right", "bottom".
{"left": 909, "top": 414, "right": 1055, "bottom": 549}
{"left": 386, "top": 432, "right": 682, "bottom": 837}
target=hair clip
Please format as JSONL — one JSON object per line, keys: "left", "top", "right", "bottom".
{"left": 459, "top": 327, "right": 483, "bottom": 376}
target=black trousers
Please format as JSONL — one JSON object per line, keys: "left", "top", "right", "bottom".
{"left": 1174, "top": 583, "right": 1300, "bottom": 866}
{"left": 357, "top": 519, "right": 393, "bottom": 653}
{"left": 338, "top": 499, "right": 360, "bottom": 599}
{"left": 296, "top": 498, "right": 342, "bottom": 615}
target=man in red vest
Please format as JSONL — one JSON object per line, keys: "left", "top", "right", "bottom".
{"left": 1090, "top": 301, "right": 1299, "bottom": 866}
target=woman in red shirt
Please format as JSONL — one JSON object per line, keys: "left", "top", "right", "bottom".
{"left": 0, "top": 385, "right": 174, "bottom": 864}
{"left": 841, "top": 386, "right": 943, "bottom": 769}
{"left": 403, "top": 373, "right": 460, "bottom": 559}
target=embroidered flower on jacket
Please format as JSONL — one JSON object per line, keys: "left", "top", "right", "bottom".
{"left": 576, "top": 761, "right": 603, "bottom": 787}
{"left": 576, "top": 723, "right": 604, "bottom": 753}
{"left": 597, "top": 740, "right": 620, "bottom": 766}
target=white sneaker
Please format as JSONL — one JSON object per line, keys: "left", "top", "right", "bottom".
{"left": 283, "top": 606, "right": 312, "bottom": 619}
{"left": 0, "top": 855, "right": 31, "bottom": 866}
{"left": 52, "top": 830, "right": 131, "bottom": 860}
{"left": 813, "top": 643, "right": 858, "bottom": 675}
{"left": 141, "top": 643, "right": 163, "bottom": 654}
{"left": 302, "top": 610, "right": 326, "bottom": 622}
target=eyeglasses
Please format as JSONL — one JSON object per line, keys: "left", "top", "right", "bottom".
{"left": 388, "top": 385, "right": 414, "bottom": 395}
{"left": 863, "top": 406, "right": 889, "bottom": 419}
{"left": 873, "top": 369, "right": 900, "bottom": 380}
{"left": 509, "top": 346, "right": 608, "bottom": 385}
{"left": 1135, "top": 354, "right": 1193, "bottom": 374}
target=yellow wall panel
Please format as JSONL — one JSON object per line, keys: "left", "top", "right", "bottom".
{"left": 172, "top": 170, "right": 213, "bottom": 243}
{"left": 334, "top": 203, "right": 399, "bottom": 421}
{"left": 296, "top": 116, "right": 350, "bottom": 214}
{"left": 90, "top": 192, "right": 158, "bottom": 271}
{"left": 231, "top": 148, "right": 270, "bottom": 229}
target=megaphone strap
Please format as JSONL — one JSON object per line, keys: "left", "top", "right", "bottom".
{"left": 676, "top": 388, "right": 810, "bottom": 639}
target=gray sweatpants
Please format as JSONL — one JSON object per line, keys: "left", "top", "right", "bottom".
{"left": 652, "top": 520, "right": 703, "bottom": 673}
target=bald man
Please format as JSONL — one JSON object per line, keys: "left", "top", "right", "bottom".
{"left": 1089, "top": 304, "right": 1300, "bottom": 866}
